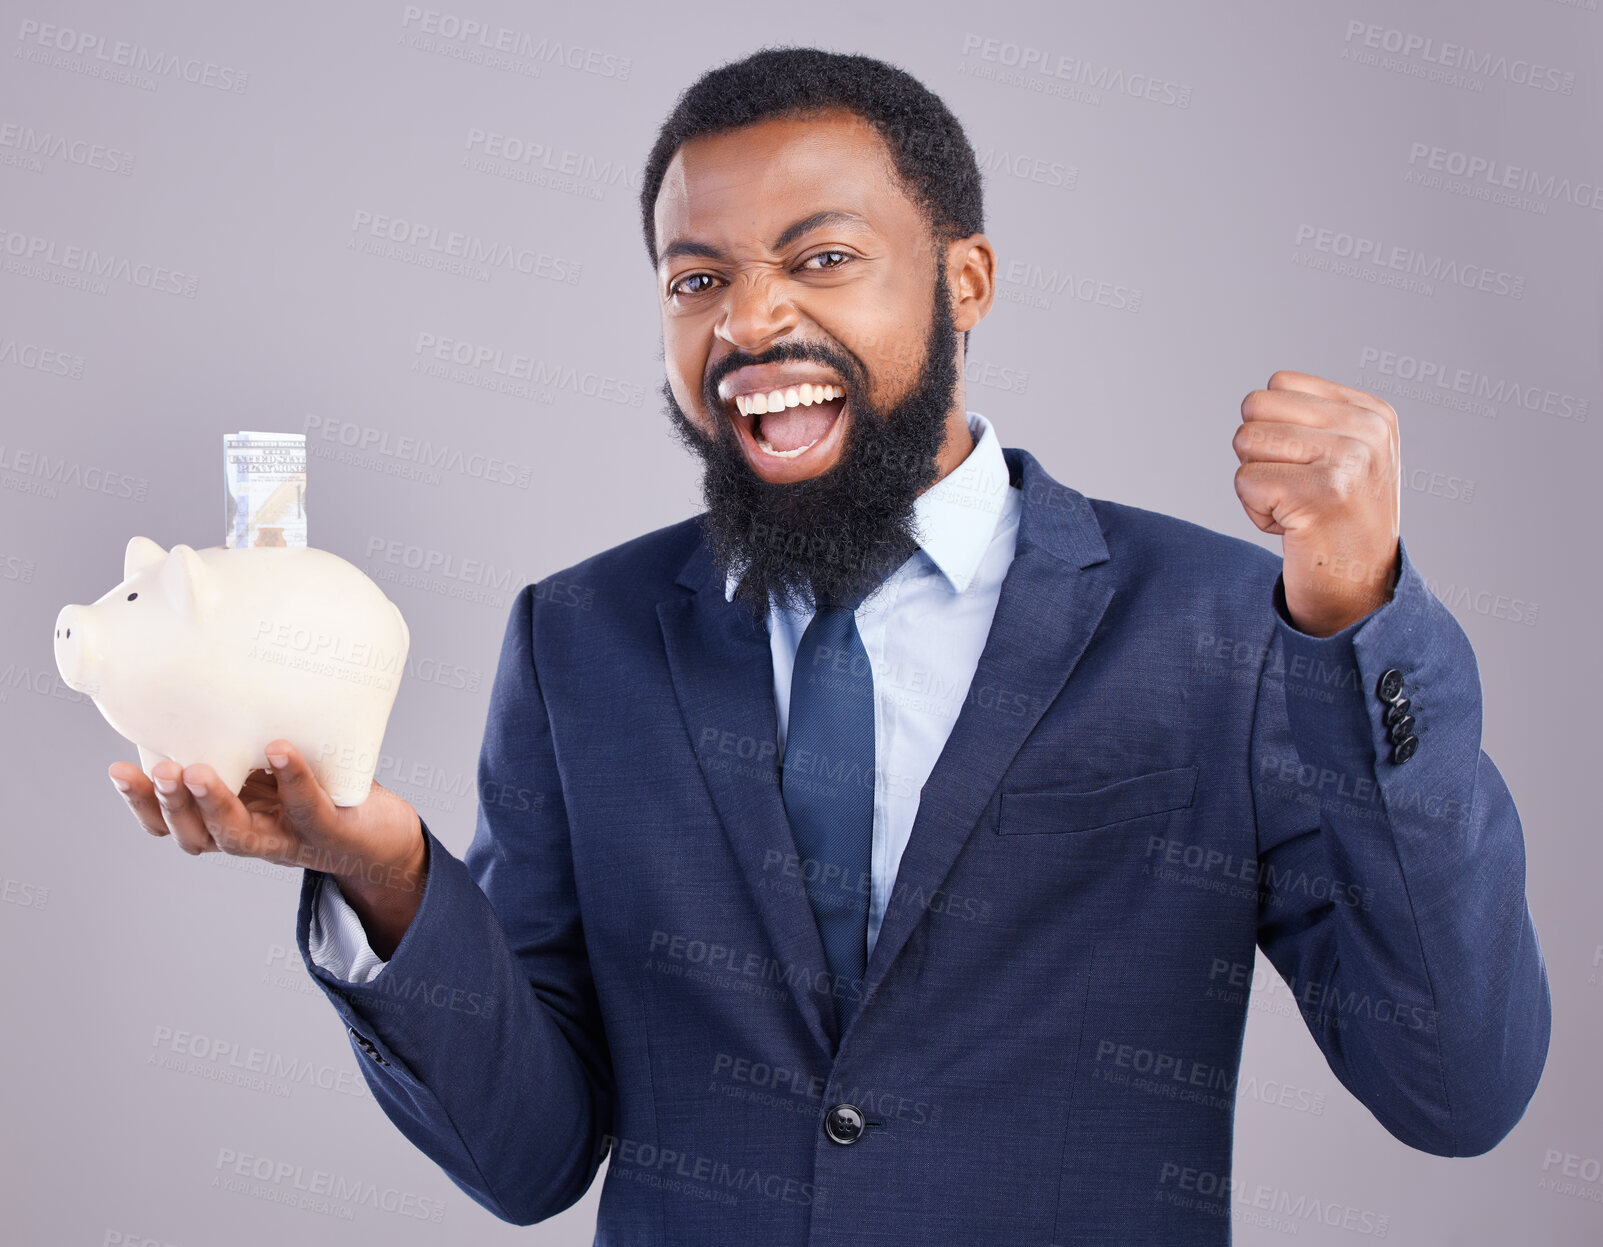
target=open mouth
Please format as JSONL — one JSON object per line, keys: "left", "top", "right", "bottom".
{"left": 729, "top": 383, "right": 848, "bottom": 459}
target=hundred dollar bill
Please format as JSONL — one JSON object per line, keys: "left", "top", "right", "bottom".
{"left": 225, "top": 431, "right": 306, "bottom": 548}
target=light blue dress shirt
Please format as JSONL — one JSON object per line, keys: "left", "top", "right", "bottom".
{"left": 310, "top": 410, "right": 1022, "bottom": 980}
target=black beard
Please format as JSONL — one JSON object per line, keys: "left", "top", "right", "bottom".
{"left": 662, "top": 261, "right": 961, "bottom": 622}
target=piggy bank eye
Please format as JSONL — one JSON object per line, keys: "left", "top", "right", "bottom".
{"left": 126, "top": 592, "right": 138, "bottom": 601}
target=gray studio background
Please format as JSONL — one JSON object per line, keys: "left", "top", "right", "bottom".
{"left": 3, "top": 1, "right": 1600, "bottom": 1243}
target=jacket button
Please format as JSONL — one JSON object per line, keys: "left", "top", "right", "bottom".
{"left": 1384, "top": 697, "right": 1411, "bottom": 728}
{"left": 824, "top": 1103, "right": 865, "bottom": 1145}
{"left": 1387, "top": 715, "right": 1416, "bottom": 745}
{"left": 1376, "top": 668, "right": 1404, "bottom": 702}
{"left": 1391, "top": 735, "right": 1419, "bottom": 765}
{"left": 348, "top": 1026, "right": 389, "bottom": 1066}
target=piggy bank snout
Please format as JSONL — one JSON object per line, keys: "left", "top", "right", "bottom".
{"left": 53, "top": 604, "right": 92, "bottom": 691}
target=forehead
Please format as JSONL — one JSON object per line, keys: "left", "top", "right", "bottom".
{"left": 653, "top": 109, "right": 918, "bottom": 258}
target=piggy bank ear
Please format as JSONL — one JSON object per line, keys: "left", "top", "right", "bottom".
{"left": 125, "top": 536, "right": 167, "bottom": 580}
{"left": 158, "top": 544, "right": 210, "bottom": 624}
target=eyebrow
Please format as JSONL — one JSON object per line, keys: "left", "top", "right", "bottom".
{"left": 658, "top": 209, "right": 873, "bottom": 266}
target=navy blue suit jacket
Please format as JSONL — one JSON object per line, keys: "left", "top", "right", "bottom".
{"left": 297, "top": 445, "right": 1550, "bottom": 1244}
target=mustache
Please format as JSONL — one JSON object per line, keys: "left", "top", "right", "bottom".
{"left": 702, "top": 340, "right": 866, "bottom": 415}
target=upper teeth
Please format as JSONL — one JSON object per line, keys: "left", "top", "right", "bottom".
{"left": 734, "top": 383, "right": 845, "bottom": 417}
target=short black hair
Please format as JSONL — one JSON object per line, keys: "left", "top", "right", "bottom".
{"left": 639, "top": 46, "right": 985, "bottom": 273}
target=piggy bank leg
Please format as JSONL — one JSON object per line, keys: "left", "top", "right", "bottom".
{"left": 210, "top": 753, "right": 256, "bottom": 800}
{"left": 139, "top": 744, "right": 253, "bottom": 799}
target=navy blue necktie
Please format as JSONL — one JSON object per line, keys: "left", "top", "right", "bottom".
{"left": 781, "top": 585, "right": 876, "bottom": 1035}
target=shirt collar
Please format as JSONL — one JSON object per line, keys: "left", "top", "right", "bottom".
{"left": 722, "top": 410, "right": 1014, "bottom": 604}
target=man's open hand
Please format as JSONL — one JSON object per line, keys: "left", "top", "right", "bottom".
{"left": 109, "top": 740, "right": 428, "bottom": 955}
{"left": 1233, "top": 370, "right": 1402, "bottom": 637}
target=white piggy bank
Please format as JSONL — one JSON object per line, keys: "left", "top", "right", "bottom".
{"left": 54, "top": 536, "right": 410, "bottom": 806}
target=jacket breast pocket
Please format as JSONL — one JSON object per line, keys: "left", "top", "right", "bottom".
{"left": 997, "top": 765, "right": 1199, "bottom": 835}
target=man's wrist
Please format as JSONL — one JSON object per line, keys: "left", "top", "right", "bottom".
{"left": 1277, "top": 543, "right": 1402, "bottom": 638}
{"left": 331, "top": 819, "right": 429, "bottom": 957}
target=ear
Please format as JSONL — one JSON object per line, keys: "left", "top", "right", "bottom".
{"left": 158, "top": 544, "right": 210, "bottom": 624}
{"left": 945, "top": 232, "right": 996, "bottom": 333}
{"left": 124, "top": 536, "right": 167, "bottom": 580}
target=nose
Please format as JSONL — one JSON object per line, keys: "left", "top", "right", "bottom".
{"left": 715, "top": 270, "right": 798, "bottom": 353}
{"left": 53, "top": 604, "right": 86, "bottom": 690}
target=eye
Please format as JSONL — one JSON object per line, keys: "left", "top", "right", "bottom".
{"left": 803, "top": 250, "right": 851, "bottom": 271}
{"left": 669, "top": 272, "right": 718, "bottom": 297}
{"left": 127, "top": 592, "right": 138, "bottom": 601}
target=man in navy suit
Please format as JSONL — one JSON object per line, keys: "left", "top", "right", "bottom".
{"left": 116, "top": 47, "right": 1549, "bottom": 1243}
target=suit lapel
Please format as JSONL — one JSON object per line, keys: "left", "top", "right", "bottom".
{"left": 656, "top": 446, "right": 1113, "bottom": 1055}
{"left": 853, "top": 448, "right": 1113, "bottom": 1034}
{"left": 657, "top": 552, "right": 840, "bottom": 1054}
